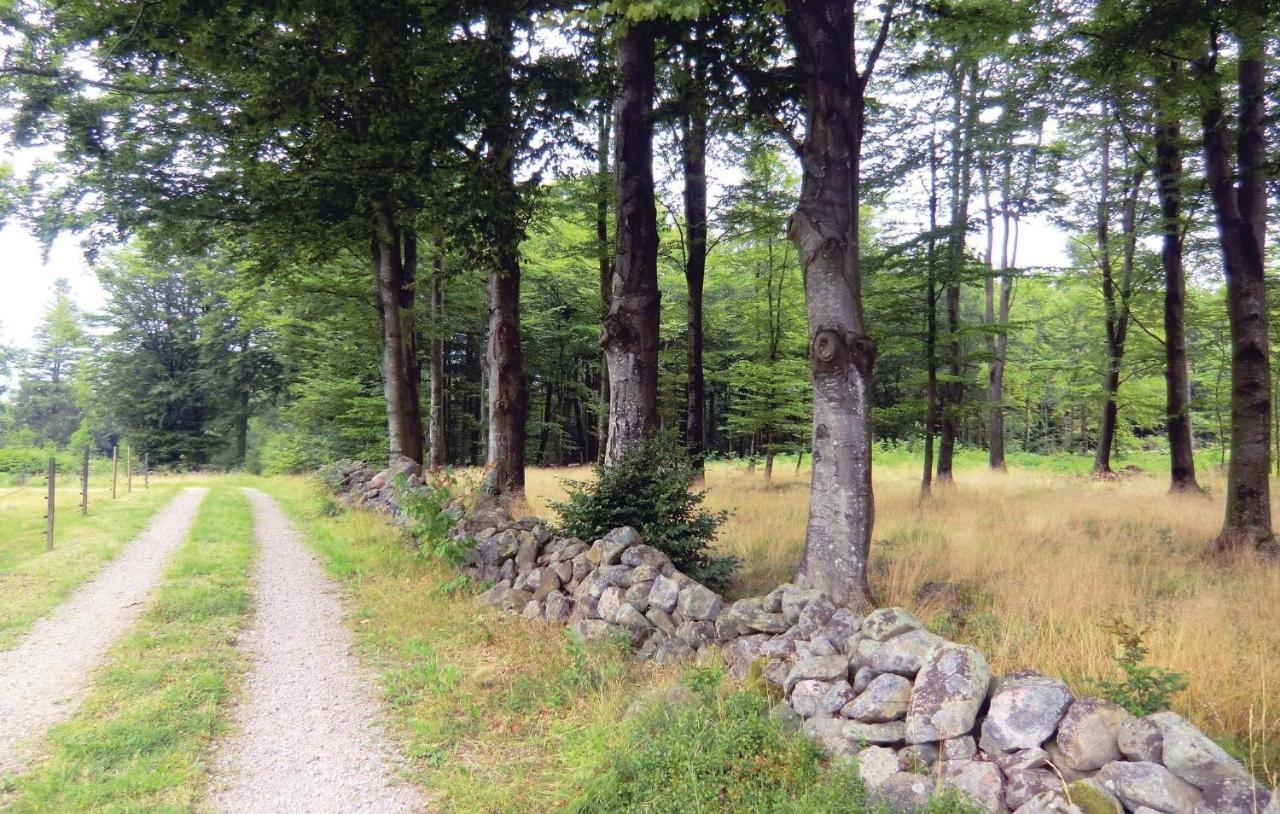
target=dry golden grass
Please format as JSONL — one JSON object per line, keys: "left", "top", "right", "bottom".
{"left": 515, "top": 459, "right": 1279, "bottom": 782}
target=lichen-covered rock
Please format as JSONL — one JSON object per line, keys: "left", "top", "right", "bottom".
{"left": 942, "top": 735, "right": 979, "bottom": 762}
{"left": 676, "top": 583, "right": 724, "bottom": 621}
{"left": 1118, "top": 716, "right": 1164, "bottom": 763}
{"left": 1096, "top": 761, "right": 1201, "bottom": 814}
{"left": 790, "top": 680, "right": 831, "bottom": 718}
{"left": 843, "top": 673, "right": 913, "bottom": 723}
{"left": 569, "top": 618, "right": 615, "bottom": 643}
{"left": 621, "top": 544, "right": 669, "bottom": 569}
{"left": 647, "top": 575, "right": 680, "bottom": 614}
{"left": 997, "top": 747, "right": 1050, "bottom": 774}
{"left": 899, "top": 742, "right": 940, "bottom": 770}
{"left": 624, "top": 580, "right": 653, "bottom": 612}
{"left": 867, "top": 628, "right": 946, "bottom": 676}
{"left": 1055, "top": 698, "right": 1133, "bottom": 772}
{"left": 785, "top": 655, "right": 850, "bottom": 694}
{"left": 1149, "top": 711, "right": 1252, "bottom": 788}
{"left": 852, "top": 665, "right": 876, "bottom": 694}
{"left": 1194, "top": 774, "right": 1274, "bottom": 814}
{"left": 722, "top": 634, "right": 769, "bottom": 679}
{"left": 1066, "top": 780, "right": 1124, "bottom": 814}
{"left": 980, "top": 674, "right": 1073, "bottom": 753}
{"left": 855, "top": 745, "right": 901, "bottom": 790}
{"left": 871, "top": 772, "right": 936, "bottom": 814}
{"left": 781, "top": 586, "right": 825, "bottom": 625}
{"left": 644, "top": 607, "right": 677, "bottom": 636}
{"left": 905, "top": 643, "right": 991, "bottom": 743}
{"left": 1005, "top": 768, "right": 1060, "bottom": 811}
{"left": 941, "top": 759, "right": 1006, "bottom": 814}
{"left": 819, "top": 680, "right": 858, "bottom": 716}
{"left": 478, "top": 580, "right": 514, "bottom": 610}
{"left": 544, "top": 592, "right": 572, "bottom": 621}
{"left": 862, "top": 607, "right": 924, "bottom": 641}
{"left": 615, "top": 602, "right": 652, "bottom": 633}
{"left": 803, "top": 717, "right": 907, "bottom": 754}
{"left": 676, "top": 619, "right": 716, "bottom": 650}
{"left": 598, "top": 586, "right": 625, "bottom": 623}
{"left": 1014, "top": 792, "right": 1086, "bottom": 814}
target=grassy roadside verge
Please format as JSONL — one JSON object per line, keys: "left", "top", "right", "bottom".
{"left": 0, "top": 483, "right": 183, "bottom": 649}
{"left": 256, "top": 475, "right": 909, "bottom": 814}
{"left": 0, "top": 485, "right": 255, "bottom": 812}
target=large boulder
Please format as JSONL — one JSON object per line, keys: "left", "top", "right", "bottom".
{"left": 1095, "top": 761, "right": 1201, "bottom": 814}
{"left": 980, "top": 674, "right": 1074, "bottom": 753}
{"left": 1054, "top": 698, "right": 1133, "bottom": 772}
{"left": 905, "top": 643, "right": 991, "bottom": 743}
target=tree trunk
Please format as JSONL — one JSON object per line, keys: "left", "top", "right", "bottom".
{"left": 485, "top": 243, "right": 527, "bottom": 496}
{"left": 782, "top": 0, "right": 890, "bottom": 609}
{"left": 481, "top": 7, "right": 528, "bottom": 497}
{"left": 372, "top": 207, "right": 425, "bottom": 466}
{"left": 235, "top": 386, "right": 249, "bottom": 467}
{"left": 602, "top": 22, "right": 660, "bottom": 466}
{"left": 596, "top": 101, "right": 612, "bottom": 465}
{"left": 681, "top": 39, "right": 708, "bottom": 478}
{"left": 937, "top": 64, "right": 978, "bottom": 484}
{"left": 1199, "top": 25, "right": 1272, "bottom": 551}
{"left": 428, "top": 246, "right": 446, "bottom": 471}
{"left": 922, "top": 134, "right": 940, "bottom": 497}
{"left": 1154, "top": 73, "right": 1199, "bottom": 493}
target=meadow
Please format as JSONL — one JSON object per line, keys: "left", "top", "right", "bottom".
{"left": 512, "top": 448, "right": 1279, "bottom": 784}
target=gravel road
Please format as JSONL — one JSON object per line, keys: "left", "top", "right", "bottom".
{"left": 0, "top": 487, "right": 208, "bottom": 774}
{"left": 208, "top": 488, "right": 426, "bottom": 814}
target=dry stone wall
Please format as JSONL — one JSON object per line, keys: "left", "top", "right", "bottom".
{"left": 331, "top": 460, "right": 1278, "bottom": 814}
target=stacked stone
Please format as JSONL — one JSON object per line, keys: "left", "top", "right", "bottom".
{"left": 328, "top": 457, "right": 422, "bottom": 514}
{"left": 725, "top": 597, "right": 1275, "bottom": 814}
{"left": 329, "top": 464, "right": 1277, "bottom": 814}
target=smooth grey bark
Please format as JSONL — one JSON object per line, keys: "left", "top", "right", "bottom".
{"left": 781, "top": 0, "right": 894, "bottom": 609}
{"left": 602, "top": 21, "right": 660, "bottom": 466}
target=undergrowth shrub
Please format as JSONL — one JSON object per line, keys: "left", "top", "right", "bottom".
{"left": 1091, "top": 617, "right": 1188, "bottom": 716}
{"left": 552, "top": 436, "right": 736, "bottom": 592}
{"left": 395, "top": 472, "right": 471, "bottom": 595}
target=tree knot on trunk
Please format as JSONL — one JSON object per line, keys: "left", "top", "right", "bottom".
{"left": 811, "top": 328, "right": 875, "bottom": 379}
{"left": 600, "top": 312, "right": 633, "bottom": 349}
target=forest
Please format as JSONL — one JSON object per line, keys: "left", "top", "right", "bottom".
{"left": 0, "top": 0, "right": 1278, "bottom": 811}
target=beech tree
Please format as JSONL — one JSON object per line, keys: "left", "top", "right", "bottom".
{"left": 745, "top": 0, "right": 897, "bottom": 608}
{"left": 1193, "top": 7, "right": 1272, "bottom": 551}
{"left": 603, "top": 14, "right": 662, "bottom": 465}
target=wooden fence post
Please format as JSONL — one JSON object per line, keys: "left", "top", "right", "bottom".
{"left": 81, "top": 447, "right": 89, "bottom": 516}
{"left": 112, "top": 445, "right": 119, "bottom": 500}
{"left": 45, "top": 457, "right": 55, "bottom": 551}
{"left": 126, "top": 445, "right": 132, "bottom": 494}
